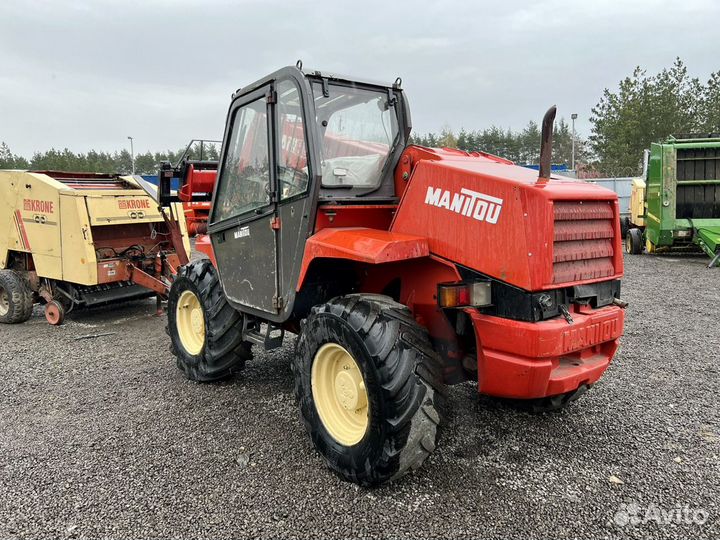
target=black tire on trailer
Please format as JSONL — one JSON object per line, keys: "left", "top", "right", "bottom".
{"left": 0, "top": 270, "right": 34, "bottom": 324}
{"left": 167, "top": 259, "right": 252, "bottom": 382}
{"left": 620, "top": 217, "right": 630, "bottom": 239}
{"left": 293, "top": 294, "right": 445, "bottom": 486}
{"left": 625, "top": 228, "right": 643, "bottom": 255}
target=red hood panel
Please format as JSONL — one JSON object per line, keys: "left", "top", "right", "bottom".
{"left": 391, "top": 155, "right": 623, "bottom": 291}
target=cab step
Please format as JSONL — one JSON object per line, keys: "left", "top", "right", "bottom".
{"left": 242, "top": 320, "right": 285, "bottom": 351}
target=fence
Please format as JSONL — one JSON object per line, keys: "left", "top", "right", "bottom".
{"left": 585, "top": 177, "right": 633, "bottom": 216}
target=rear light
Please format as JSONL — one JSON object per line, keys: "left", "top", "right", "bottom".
{"left": 437, "top": 281, "right": 492, "bottom": 308}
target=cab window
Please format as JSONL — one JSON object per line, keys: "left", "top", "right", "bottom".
{"left": 214, "top": 97, "right": 270, "bottom": 221}
{"left": 276, "top": 80, "right": 310, "bottom": 200}
{"left": 312, "top": 82, "right": 399, "bottom": 190}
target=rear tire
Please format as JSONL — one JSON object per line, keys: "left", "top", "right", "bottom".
{"left": 0, "top": 270, "right": 33, "bottom": 324}
{"left": 167, "top": 259, "right": 252, "bottom": 381}
{"left": 293, "top": 294, "right": 445, "bottom": 486}
{"left": 625, "top": 228, "right": 643, "bottom": 255}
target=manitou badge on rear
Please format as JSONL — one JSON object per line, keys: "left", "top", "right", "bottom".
{"left": 424, "top": 186, "right": 503, "bottom": 224}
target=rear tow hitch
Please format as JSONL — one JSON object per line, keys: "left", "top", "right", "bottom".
{"left": 612, "top": 298, "right": 629, "bottom": 309}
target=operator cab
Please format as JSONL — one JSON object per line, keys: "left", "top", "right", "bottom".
{"left": 207, "top": 65, "right": 410, "bottom": 321}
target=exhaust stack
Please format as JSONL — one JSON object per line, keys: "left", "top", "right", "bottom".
{"left": 538, "top": 105, "right": 557, "bottom": 182}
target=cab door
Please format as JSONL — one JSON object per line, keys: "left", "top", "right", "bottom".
{"left": 209, "top": 85, "right": 279, "bottom": 314}
{"left": 274, "top": 78, "right": 315, "bottom": 319}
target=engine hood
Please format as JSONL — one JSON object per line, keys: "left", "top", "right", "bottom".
{"left": 390, "top": 151, "right": 624, "bottom": 291}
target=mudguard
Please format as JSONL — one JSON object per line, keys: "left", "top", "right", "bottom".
{"left": 296, "top": 227, "right": 429, "bottom": 290}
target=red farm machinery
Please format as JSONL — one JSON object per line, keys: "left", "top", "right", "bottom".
{"left": 161, "top": 65, "right": 626, "bottom": 486}
{"left": 158, "top": 139, "right": 221, "bottom": 237}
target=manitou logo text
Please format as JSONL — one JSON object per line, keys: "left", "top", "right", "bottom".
{"left": 118, "top": 199, "right": 151, "bottom": 210}
{"left": 23, "top": 199, "right": 54, "bottom": 213}
{"left": 562, "top": 319, "right": 618, "bottom": 353}
{"left": 424, "top": 186, "right": 503, "bottom": 224}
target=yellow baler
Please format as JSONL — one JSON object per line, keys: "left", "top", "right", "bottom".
{"left": 0, "top": 170, "right": 190, "bottom": 325}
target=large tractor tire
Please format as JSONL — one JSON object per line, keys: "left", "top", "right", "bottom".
{"left": 167, "top": 259, "right": 252, "bottom": 382}
{"left": 625, "top": 228, "right": 643, "bottom": 255}
{"left": 0, "top": 270, "right": 34, "bottom": 324}
{"left": 293, "top": 294, "right": 445, "bottom": 486}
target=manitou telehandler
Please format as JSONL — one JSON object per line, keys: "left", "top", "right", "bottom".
{"left": 165, "top": 64, "right": 626, "bottom": 486}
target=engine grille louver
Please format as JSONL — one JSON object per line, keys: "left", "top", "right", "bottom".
{"left": 552, "top": 201, "right": 616, "bottom": 283}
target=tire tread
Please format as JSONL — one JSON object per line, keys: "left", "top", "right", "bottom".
{"left": 0, "top": 270, "right": 33, "bottom": 324}
{"left": 293, "top": 293, "right": 445, "bottom": 486}
{"left": 168, "top": 259, "right": 252, "bottom": 381}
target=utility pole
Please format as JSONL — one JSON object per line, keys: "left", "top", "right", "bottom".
{"left": 571, "top": 113, "right": 577, "bottom": 172}
{"left": 127, "top": 136, "right": 135, "bottom": 175}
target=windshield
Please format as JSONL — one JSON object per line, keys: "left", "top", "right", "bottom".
{"left": 312, "top": 82, "right": 399, "bottom": 190}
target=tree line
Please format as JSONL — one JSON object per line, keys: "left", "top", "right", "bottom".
{"left": 0, "top": 142, "right": 220, "bottom": 176}
{"left": 1, "top": 59, "right": 717, "bottom": 178}
{"left": 410, "top": 117, "right": 587, "bottom": 170}
{"left": 590, "top": 58, "right": 719, "bottom": 176}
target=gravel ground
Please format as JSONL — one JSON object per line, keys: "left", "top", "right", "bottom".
{"left": 1, "top": 252, "right": 718, "bottom": 540}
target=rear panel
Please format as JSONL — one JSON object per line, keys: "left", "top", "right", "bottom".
{"left": 60, "top": 193, "right": 97, "bottom": 285}
{"left": 0, "top": 172, "right": 19, "bottom": 268}
{"left": 675, "top": 147, "right": 720, "bottom": 219}
{"left": 14, "top": 172, "right": 63, "bottom": 279}
{"left": 551, "top": 201, "right": 616, "bottom": 284}
{"left": 646, "top": 141, "right": 720, "bottom": 246}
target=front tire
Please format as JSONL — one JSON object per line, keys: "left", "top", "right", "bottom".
{"left": 167, "top": 259, "right": 252, "bottom": 381}
{"left": 293, "top": 294, "right": 445, "bottom": 486}
{"left": 0, "top": 270, "right": 33, "bottom": 324}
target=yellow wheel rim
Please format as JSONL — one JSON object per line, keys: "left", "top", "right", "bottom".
{"left": 646, "top": 239, "right": 656, "bottom": 253}
{"left": 311, "top": 343, "right": 369, "bottom": 446}
{"left": 0, "top": 287, "right": 8, "bottom": 317}
{"left": 176, "top": 290, "right": 205, "bottom": 356}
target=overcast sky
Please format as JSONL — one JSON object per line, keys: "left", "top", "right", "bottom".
{"left": 1, "top": 0, "right": 718, "bottom": 157}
